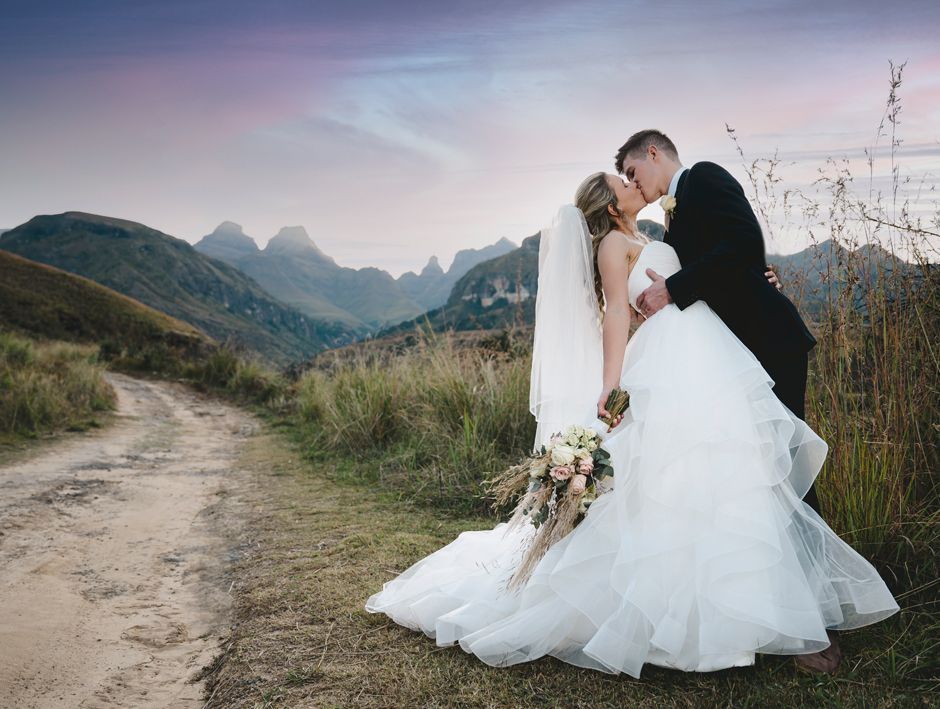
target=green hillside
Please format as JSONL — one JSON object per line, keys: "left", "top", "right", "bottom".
{"left": 0, "top": 249, "right": 209, "bottom": 353}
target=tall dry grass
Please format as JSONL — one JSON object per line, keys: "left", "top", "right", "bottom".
{"left": 294, "top": 330, "right": 534, "bottom": 511}
{"left": 181, "top": 343, "right": 288, "bottom": 407}
{"left": 0, "top": 331, "right": 116, "bottom": 439}
{"left": 721, "top": 61, "right": 938, "bottom": 684}
{"left": 727, "top": 61, "right": 938, "bottom": 578}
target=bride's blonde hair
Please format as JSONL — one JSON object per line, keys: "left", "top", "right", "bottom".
{"left": 574, "top": 172, "right": 621, "bottom": 317}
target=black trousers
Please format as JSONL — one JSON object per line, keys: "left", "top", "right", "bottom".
{"left": 759, "top": 349, "right": 822, "bottom": 515}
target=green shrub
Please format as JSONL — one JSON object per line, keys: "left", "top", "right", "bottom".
{"left": 0, "top": 331, "right": 115, "bottom": 439}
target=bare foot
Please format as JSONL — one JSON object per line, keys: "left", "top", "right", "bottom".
{"left": 794, "top": 629, "right": 843, "bottom": 674}
{"left": 821, "top": 629, "right": 843, "bottom": 666}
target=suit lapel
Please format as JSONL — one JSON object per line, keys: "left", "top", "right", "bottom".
{"left": 672, "top": 168, "right": 689, "bottom": 227}
{"left": 663, "top": 168, "right": 691, "bottom": 254}
{"left": 664, "top": 169, "right": 690, "bottom": 245}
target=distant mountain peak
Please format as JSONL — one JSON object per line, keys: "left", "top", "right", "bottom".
{"left": 195, "top": 220, "right": 259, "bottom": 256}
{"left": 422, "top": 255, "right": 444, "bottom": 276}
{"left": 265, "top": 226, "right": 335, "bottom": 263}
{"left": 214, "top": 220, "right": 245, "bottom": 235}
{"left": 448, "top": 238, "right": 518, "bottom": 276}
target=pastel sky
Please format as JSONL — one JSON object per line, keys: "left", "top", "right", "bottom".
{"left": 1, "top": 0, "right": 938, "bottom": 275}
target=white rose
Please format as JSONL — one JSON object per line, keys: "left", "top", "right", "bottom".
{"left": 550, "top": 444, "right": 576, "bottom": 466}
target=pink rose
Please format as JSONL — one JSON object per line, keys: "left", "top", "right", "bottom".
{"left": 577, "top": 457, "right": 594, "bottom": 475}
{"left": 571, "top": 474, "right": 587, "bottom": 495}
{"left": 550, "top": 465, "right": 572, "bottom": 482}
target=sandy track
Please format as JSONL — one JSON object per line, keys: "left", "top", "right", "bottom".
{"left": 0, "top": 373, "right": 257, "bottom": 708}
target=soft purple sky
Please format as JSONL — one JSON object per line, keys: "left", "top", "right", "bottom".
{"left": 1, "top": 0, "right": 938, "bottom": 275}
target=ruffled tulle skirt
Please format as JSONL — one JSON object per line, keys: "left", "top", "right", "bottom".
{"left": 365, "top": 302, "right": 900, "bottom": 677}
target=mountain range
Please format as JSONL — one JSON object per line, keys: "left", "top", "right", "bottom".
{"left": 0, "top": 212, "right": 354, "bottom": 364}
{"left": 380, "top": 220, "right": 666, "bottom": 336}
{"left": 194, "top": 222, "right": 516, "bottom": 333}
{"left": 0, "top": 211, "right": 521, "bottom": 364}
{"left": 4, "top": 208, "right": 915, "bottom": 367}
{"left": 377, "top": 223, "right": 925, "bottom": 338}
{"left": 396, "top": 237, "right": 518, "bottom": 311}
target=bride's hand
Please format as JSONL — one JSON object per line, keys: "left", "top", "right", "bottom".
{"left": 597, "top": 388, "right": 624, "bottom": 432}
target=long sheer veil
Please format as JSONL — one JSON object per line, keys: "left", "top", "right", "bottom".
{"left": 529, "top": 204, "right": 604, "bottom": 450}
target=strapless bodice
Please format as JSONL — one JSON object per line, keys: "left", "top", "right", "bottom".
{"left": 628, "top": 241, "right": 682, "bottom": 311}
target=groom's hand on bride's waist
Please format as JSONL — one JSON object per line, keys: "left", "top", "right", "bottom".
{"left": 637, "top": 269, "right": 672, "bottom": 318}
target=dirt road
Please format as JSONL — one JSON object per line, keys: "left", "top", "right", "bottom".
{"left": 0, "top": 373, "right": 257, "bottom": 708}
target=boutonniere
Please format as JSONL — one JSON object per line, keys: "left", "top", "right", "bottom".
{"left": 659, "top": 195, "right": 677, "bottom": 219}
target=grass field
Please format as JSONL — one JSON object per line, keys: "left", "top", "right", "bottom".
{"left": 200, "top": 424, "right": 934, "bottom": 707}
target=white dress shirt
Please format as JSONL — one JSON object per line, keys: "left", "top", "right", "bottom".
{"left": 664, "top": 166, "right": 688, "bottom": 231}
{"left": 668, "top": 166, "right": 688, "bottom": 198}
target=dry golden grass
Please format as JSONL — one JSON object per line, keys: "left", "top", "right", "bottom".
{"left": 0, "top": 331, "right": 116, "bottom": 442}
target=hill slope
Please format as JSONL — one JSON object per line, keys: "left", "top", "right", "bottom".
{"left": 0, "top": 249, "right": 209, "bottom": 357}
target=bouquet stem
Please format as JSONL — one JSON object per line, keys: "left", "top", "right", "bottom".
{"left": 599, "top": 387, "right": 630, "bottom": 427}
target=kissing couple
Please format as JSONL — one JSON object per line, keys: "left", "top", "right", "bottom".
{"left": 365, "top": 130, "right": 900, "bottom": 678}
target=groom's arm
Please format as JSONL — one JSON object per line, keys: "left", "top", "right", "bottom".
{"left": 665, "top": 162, "right": 764, "bottom": 310}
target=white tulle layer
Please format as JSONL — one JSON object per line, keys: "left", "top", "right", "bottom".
{"left": 365, "top": 302, "right": 900, "bottom": 677}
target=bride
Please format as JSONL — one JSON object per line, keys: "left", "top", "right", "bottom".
{"left": 364, "top": 172, "right": 900, "bottom": 677}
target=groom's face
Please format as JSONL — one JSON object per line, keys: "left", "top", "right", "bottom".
{"left": 621, "top": 151, "right": 660, "bottom": 204}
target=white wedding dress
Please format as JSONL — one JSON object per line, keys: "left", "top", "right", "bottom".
{"left": 365, "top": 238, "right": 900, "bottom": 677}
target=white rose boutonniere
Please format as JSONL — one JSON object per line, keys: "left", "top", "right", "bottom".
{"left": 659, "top": 195, "right": 677, "bottom": 219}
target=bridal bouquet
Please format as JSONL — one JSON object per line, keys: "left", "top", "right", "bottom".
{"left": 486, "top": 423, "right": 614, "bottom": 590}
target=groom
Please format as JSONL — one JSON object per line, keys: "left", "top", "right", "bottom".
{"left": 617, "top": 129, "right": 842, "bottom": 673}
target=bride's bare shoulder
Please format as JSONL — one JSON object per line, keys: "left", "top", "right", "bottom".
{"left": 599, "top": 230, "right": 645, "bottom": 257}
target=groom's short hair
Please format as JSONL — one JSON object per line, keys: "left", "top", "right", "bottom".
{"left": 615, "top": 130, "right": 679, "bottom": 173}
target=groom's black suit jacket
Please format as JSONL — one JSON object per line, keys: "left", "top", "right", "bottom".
{"left": 664, "top": 161, "right": 816, "bottom": 365}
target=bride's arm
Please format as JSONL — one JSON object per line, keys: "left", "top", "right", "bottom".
{"left": 595, "top": 236, "right": 632, "bottom": 425}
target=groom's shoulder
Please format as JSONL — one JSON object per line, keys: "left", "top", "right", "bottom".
{"left": 686, "top": 161, "right": 743, "bottom": 196}
{"left": 689, "top": 160, "right": 736, "bottom": 183}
